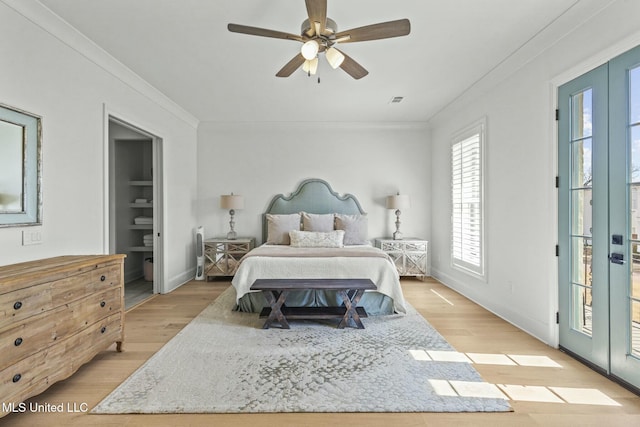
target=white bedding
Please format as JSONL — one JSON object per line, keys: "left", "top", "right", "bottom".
{"left": 231, "top": 244, "right": 407, "bottom": 314}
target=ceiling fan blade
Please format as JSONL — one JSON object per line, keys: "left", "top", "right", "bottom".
{"left": 305, "top": 0, "right": 327, "bottom": 36}
{"left": 228, "top": 23, "right": 303, "bottom": 42}
{"left": 335, "top": 19, "right": 410, "bottom": 43}
{"left": 276, "top": 53, "right": 306, "bottom": 77}
{"left": 336, "top": 49, "right": 369, "bottom": 80}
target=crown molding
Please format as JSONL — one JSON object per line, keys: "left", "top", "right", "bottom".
{"left": 2, "top": 0, "right": 199, "bottom": 129}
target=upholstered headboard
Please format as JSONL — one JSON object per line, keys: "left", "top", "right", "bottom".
{"left": 262, "top": 178, "right": 366, "bottom": 243}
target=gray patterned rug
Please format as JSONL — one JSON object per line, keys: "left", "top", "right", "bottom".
{"left": 92, "top": 287, "right": 512, "bottom": 413}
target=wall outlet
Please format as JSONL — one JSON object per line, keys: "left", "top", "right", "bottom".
{"left": 22, "top": 229, "right": 43, "bottom": 246}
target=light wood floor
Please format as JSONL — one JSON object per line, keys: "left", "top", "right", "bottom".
{"left": 3, "top": 278, "right": 640, "bottom": 427}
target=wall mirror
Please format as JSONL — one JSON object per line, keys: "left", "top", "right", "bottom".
{"left": 0, "top": 104, "right": 42, "bottom": 227}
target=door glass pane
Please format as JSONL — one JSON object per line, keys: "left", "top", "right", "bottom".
{"left": 631, "top": 66, "right": 640, "bottom": 125}
{"left": 572, "top": 237, "right": 593, "bottom": 286}
{"left": 572, "top": 189, "right": 593, "bottom": 236}
{"left": 572, "top": 235, "right": 593, "bottom": 335}
{"left": 572, "top": 284, "right": 593, "bottom": 335}
{"left": 572, "top": 138, "right": 593, "bottom": 187}
{"left": 632, "top": 126, "right": 640, "bottom": 183}
{"left": 633, "top": 299, "right": 640, "bottom": 357}
{"left": 572, "top": 89, "right": 593, "bottom": 139}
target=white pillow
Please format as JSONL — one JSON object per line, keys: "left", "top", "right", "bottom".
{"left": 335, "top": 214, "right": 369, "bottom": 245}
{"left": 266, "top": 213, "right": 301, "bottom": 245}
{"left": 289, "top": 230, "right": 345, "bottom": 248}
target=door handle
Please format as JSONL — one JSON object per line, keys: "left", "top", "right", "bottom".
{"left": 610, "top": 253, "right": 625, "bottom": 264}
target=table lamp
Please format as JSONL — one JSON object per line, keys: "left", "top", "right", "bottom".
{"left": 220, "top": 193, "right": 244, "bottom": 240}
{"left": 386, "top": 193, "right": 410, "bottom": 240}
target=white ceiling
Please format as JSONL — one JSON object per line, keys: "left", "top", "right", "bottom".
{"left": 37, "top": 0, "right": 592, "bottom": 123}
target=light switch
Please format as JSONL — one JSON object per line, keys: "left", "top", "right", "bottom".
{"left": 22, "top": 229, "right": 43, "bottom": 246}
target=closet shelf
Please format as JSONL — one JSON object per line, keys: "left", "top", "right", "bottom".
{"left": 129, "top": 246, "right": 153, "bottom": 252}
{"left": 130, "top": 224, "right": 153, "bottom": 230}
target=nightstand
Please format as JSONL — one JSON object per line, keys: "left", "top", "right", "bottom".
{"left": 375, "top": 238, "right": 428, "bottom": 277}
{"left": 204, "top": 237, "right": 255, "bottom": 280}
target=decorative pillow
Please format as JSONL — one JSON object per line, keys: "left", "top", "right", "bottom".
{"left": 302, "top": 212, "right": 335, "bottom": 232}
{"left": 289, "top": 230, "right": 345, "bottom": 248}
{"left": 335, "top": 214, "right": 369, "bottom": 245}
{"left": 266, "top": 213, "right": 301, "bottom": 245}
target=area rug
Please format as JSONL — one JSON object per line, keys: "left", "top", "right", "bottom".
{"left": 92, "top": 287, "right": 512, "bottom": 414}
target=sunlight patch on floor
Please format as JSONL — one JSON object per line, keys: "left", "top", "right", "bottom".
{"left": 411, "top": 351, "right": 621, "bottom": 405}
{"left": 430, "top": 288, "right": 454, "bottom": 305}
{"left": 450, "top": 380, "right": 509, "bottom": 399}
{"left": 427, "top": 350, "right": 473, "bottom": 363}
{"left": 466, "top": 353, "right": 518, "bottom": 365}
{"left": 409, "top": 350, "right": 563, "bottom": 368}
{"left": 497, "top": 384, "right": 564, "bottom": 403}
{"left": 426, "top": 380, "right": 622, "bottom": 406}
{"left": 549, "top": 387, "right": 622, "bottom": 406}
{"left": 508, "top": 354, "right": 563, "bottom": 368}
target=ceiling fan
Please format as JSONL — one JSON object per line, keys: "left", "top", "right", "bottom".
{"left": 227, "top": 0, "right": 411, "bottom": 80}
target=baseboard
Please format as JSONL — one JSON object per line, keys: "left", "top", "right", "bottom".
{"left": 430, "top": 267, "right": 555, "bottom": 347}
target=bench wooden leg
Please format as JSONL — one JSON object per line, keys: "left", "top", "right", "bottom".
{"left": 262, "top": 290, "right": 290, "bottom": 329}
{"left": 337, "top": 289, "right": 366, "bottom": 329}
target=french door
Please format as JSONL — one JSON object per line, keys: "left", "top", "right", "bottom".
{"left": 558, "top": 45, "right": 640, "bottom": 390}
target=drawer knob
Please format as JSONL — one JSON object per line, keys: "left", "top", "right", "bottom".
{"left": 12, "top": 374, "right": 21, "bottom": 383}
{"left": 13, "top": 301, "right": 22, "bottom": 310}
{"left": 101, "top": 326, "right": 107, "bottom": 334}
{"left": 14, "top": 337, "right": 23, "bottom": 347}
{"left": 100, "top": 275, "right": 106, "bottom": 282}
{"left": 100, "top": 301, "right": 106, "bottom": 308}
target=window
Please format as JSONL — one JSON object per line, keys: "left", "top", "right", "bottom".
{"left": 451, "top": 120, "right": 485, "bottom": 278}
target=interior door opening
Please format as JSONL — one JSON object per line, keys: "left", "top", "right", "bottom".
{"left": 107, "top": 116, "right": 163, "bottom": 309}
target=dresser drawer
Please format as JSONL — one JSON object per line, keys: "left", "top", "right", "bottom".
{"left": 400, "top": 241, "right": 428, "bottom": 252}
{"left": 0, "top": 312, "right": 123, "bottom": 407}
{"left": 380, "top": 241, "right": 427, "bottom": 252}
{"left": 51, "top": 264, "right": 121, "bottom": 305}
{"left": 0, "top": 286, "right": 52, "bottom": 331}
{"left": 0, "top": 287, "right": 121, "bottom": 371}
{"left": 0, "top": 265, "right": 120, "bottom": 331}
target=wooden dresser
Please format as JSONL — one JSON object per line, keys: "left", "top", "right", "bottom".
{"left": 0, "top": 255, "right": 125, "bottom": 417}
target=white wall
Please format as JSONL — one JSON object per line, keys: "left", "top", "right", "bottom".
{"left": 0, "top": 2, "right": 199, "bottom": 292}
{"left": 428, "top": 0, "right": 640, "bottom": 345}
{"left": 197, "top": 122, "right": 430, "bottom": 251}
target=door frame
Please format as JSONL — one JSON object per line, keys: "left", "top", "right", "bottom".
{"left": 103, "top": 105, "right": 165, "bottom": 294}
{"left": 550, "top": 32, "right": 640, "bottom": 349}
{"left": 554, "top": 43, "right": 640, "bottom": 393}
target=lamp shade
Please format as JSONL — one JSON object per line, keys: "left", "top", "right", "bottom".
{"left": 386, "top": 194, "right": 410, "bottom": 210}
{"left": 302, "top": 57, "right": 319, "bottom": 75}
{"left": 220, "top": 194, "right": 244, "bottom": 210}
{"left": 301, "top": 40, "right": 319, "bottom": 60}
{"left": 325, "top": 47, "right": 345, "bottom": 69}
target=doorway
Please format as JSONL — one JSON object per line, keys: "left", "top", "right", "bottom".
{"left": 558, "top": 44, "right": 640, "bottom": 391}
{"left": 107, "top": 116, "right": 163, "bottom": 309}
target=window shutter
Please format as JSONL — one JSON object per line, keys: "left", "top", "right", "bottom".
{"left": 451, "top": 128, "right": 484, "bottom": 277}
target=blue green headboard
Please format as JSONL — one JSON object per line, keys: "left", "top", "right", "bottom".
{"left": 262, "top": 178, "right": 366, "bottom": 243}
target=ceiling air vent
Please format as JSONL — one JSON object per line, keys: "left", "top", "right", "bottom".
{"left": 389, "top": 96, "right": 404, "bottom": 104}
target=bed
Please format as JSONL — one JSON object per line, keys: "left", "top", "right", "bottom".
{"left": 231, "top": 178, "right": 407, "bottom": 315}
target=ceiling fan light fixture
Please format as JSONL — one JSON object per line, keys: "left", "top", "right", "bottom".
{"left": 325, "top": 47, "right": 345, "bottom": 69}
{"left": 302, "top": 57, "right": 319, "bottom": 75}
{"left": 301, "top": 40, "right": 319, "bottom": 60}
